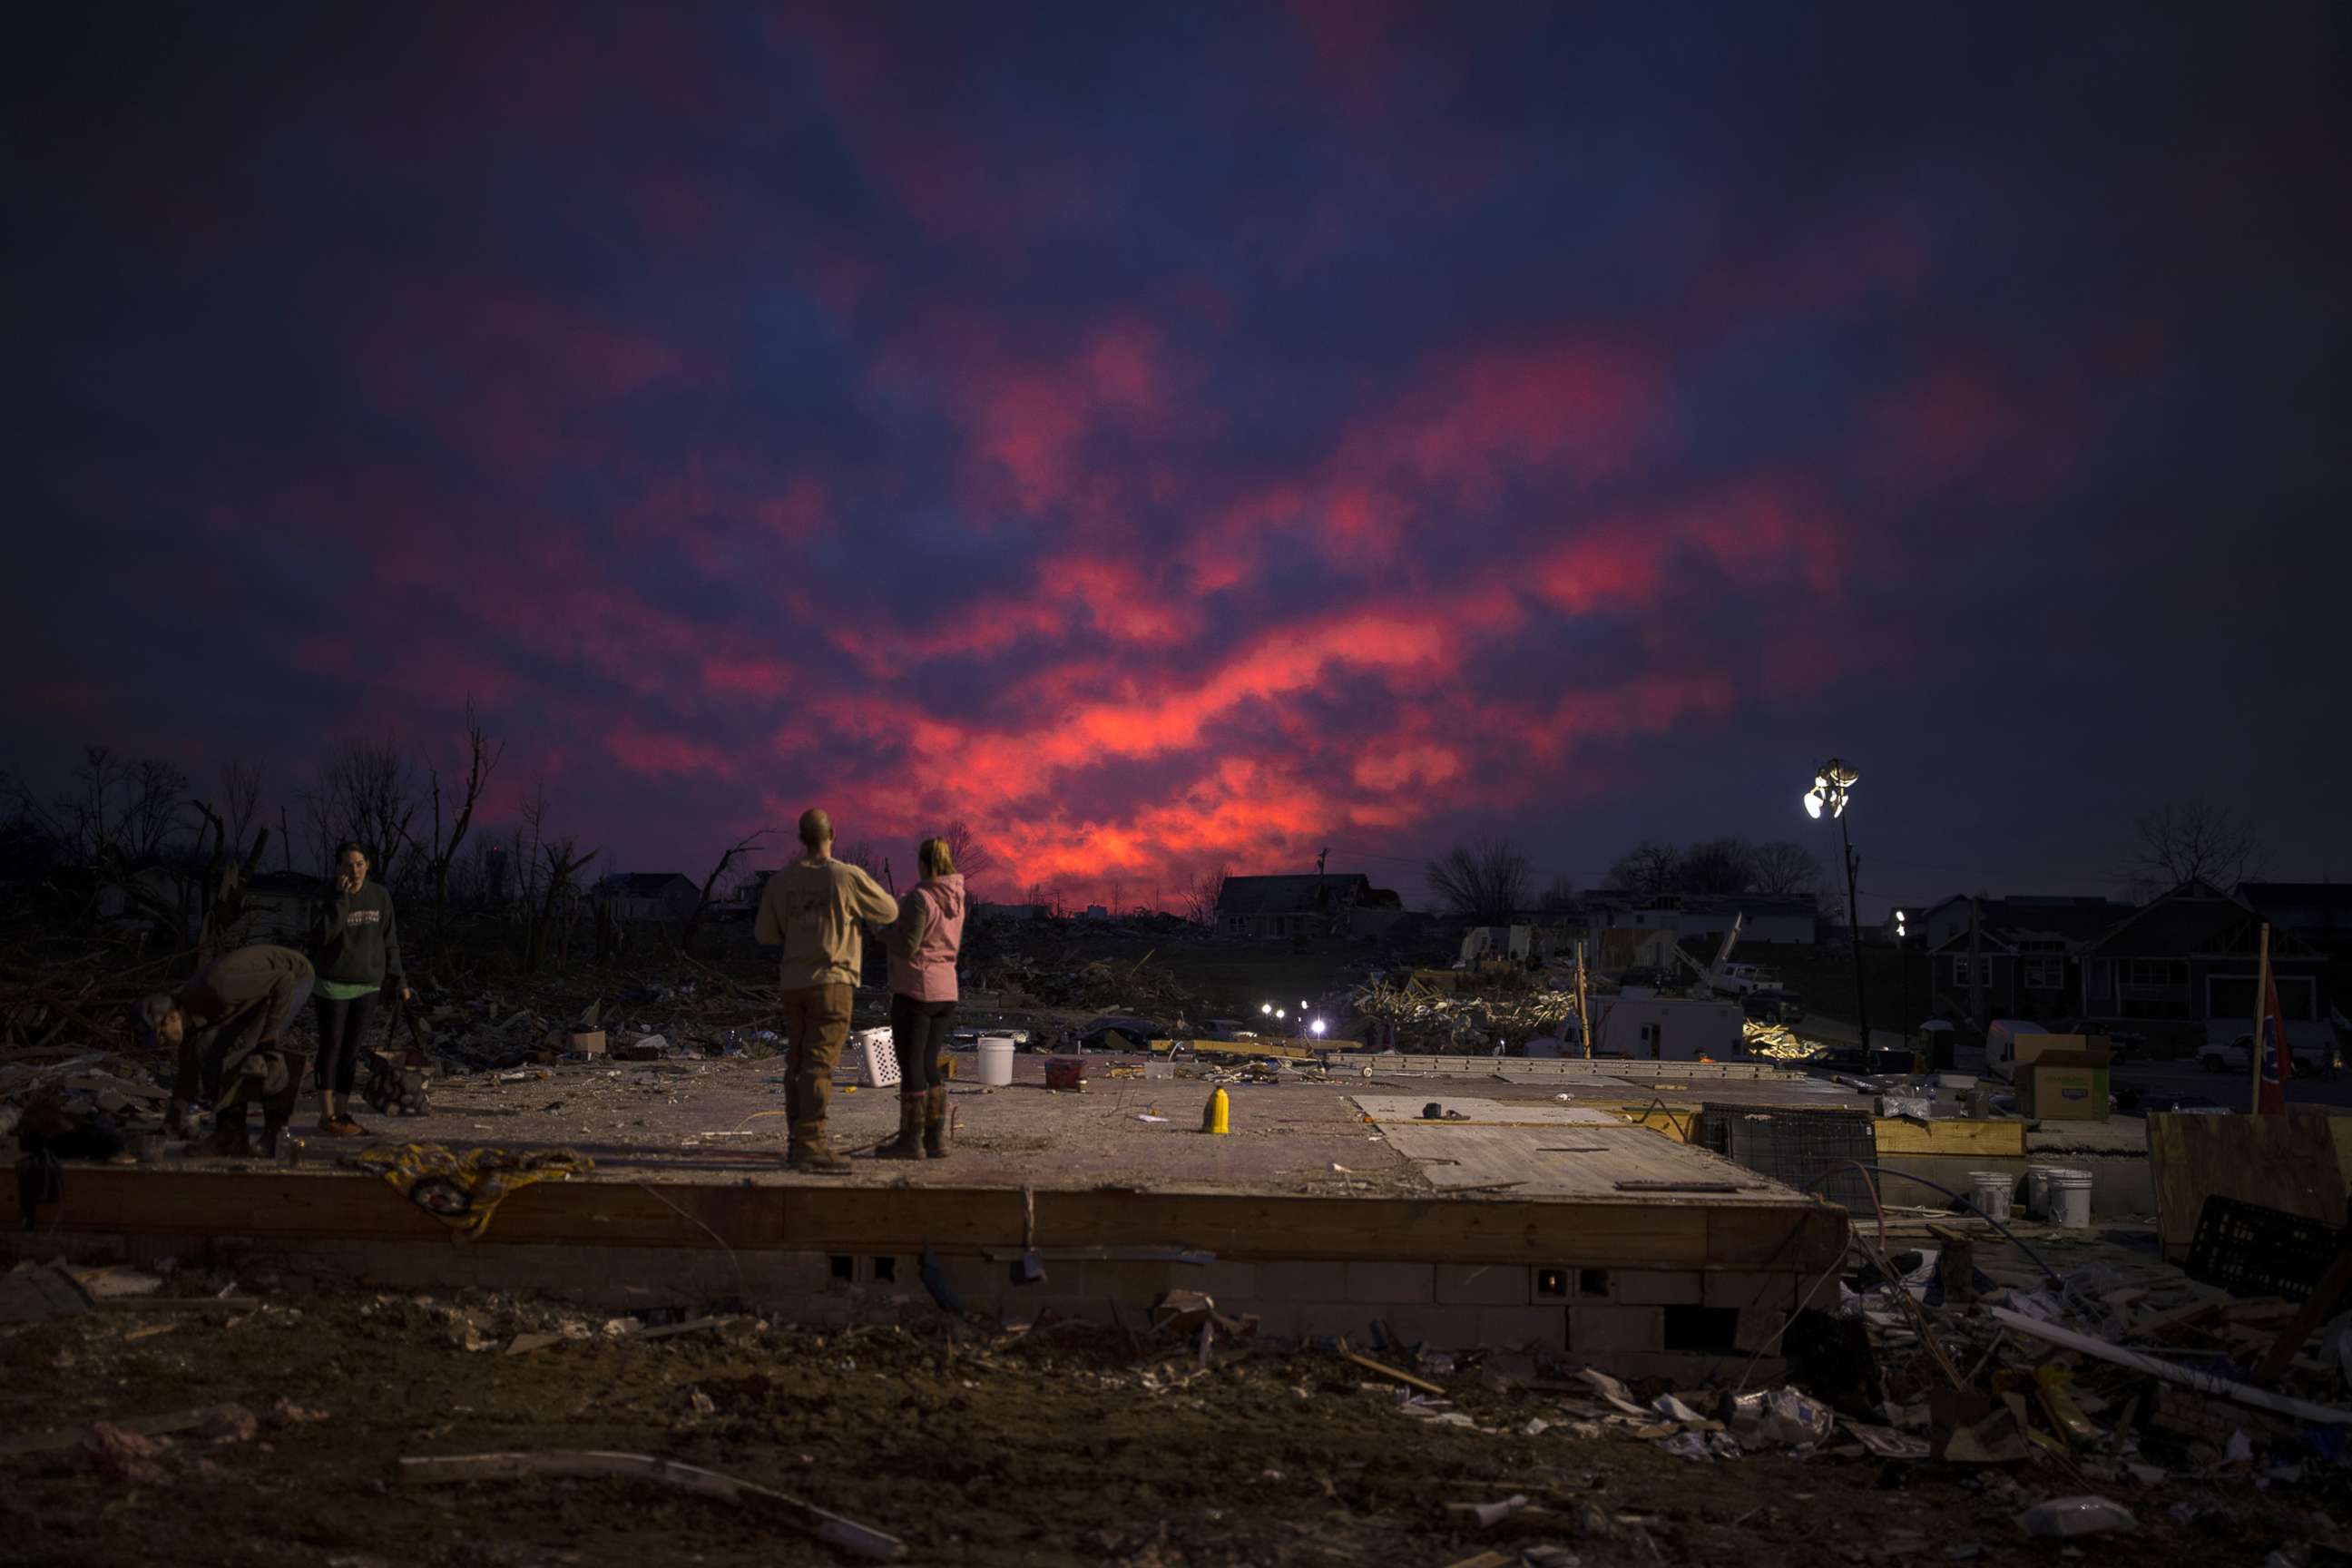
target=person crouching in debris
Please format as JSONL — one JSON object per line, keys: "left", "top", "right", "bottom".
{"left": 142, "top": 944, "right": 316, "bottom": 1159}
{"left": 755, "top": 808, "right": 897, "bottom": 1172}
{"left": 309, "top": 839, "right": 412, "bottom": 1137}
{"left": 877, "top": 835, "right": 966, "bottom": 1160}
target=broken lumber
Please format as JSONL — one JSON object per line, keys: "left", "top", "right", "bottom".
{"left": 1987, "top": 1307, "right": 2352, "bottom": 1427}
{"left": 0, "top": 1402, "right": 254, "bottom": 1459}
{"left": 398, "top": 1451, "right": 904, "bottom": 1561}
{"left": 1343, "top": 1350, "right": 1446, "bottom": 1396}
{"left": 2252, "top": 1224, "right": 2352, "bottom": 1388}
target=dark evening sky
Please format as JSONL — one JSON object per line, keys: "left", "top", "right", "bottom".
{"left": 6, "top": 4, "right": 2348, "bottom": 915}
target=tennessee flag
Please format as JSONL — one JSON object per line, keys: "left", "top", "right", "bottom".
{"left": 2256, "top": 972, "right": 2290, "bottom": 1115}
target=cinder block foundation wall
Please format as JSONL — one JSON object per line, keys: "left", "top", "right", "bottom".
{"left": 15, "top": 1230, "right": 1824, "bottom": 1382}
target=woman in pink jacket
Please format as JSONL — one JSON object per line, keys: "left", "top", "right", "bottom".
{"left": 878, "top": 837, "right": 966, "bottom": 1160}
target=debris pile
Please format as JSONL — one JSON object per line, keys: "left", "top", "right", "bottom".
{"left": 1348, "top": 975, "right": 1578, "bottom": 1053}
{"left": 977, "top": 950, "right": 1200, "bottom": 1018}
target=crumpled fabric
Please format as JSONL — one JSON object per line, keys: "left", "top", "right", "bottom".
{"left": 353, "top": 1142, "right": 593, "bottom": 1240}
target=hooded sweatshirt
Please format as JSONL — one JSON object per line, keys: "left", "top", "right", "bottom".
{"left": 312, "top": 879, "right": 405, "bottom": 992}
{"left": 755, "top": 854, "right": 899, "bottom": 989}
{"left": 887, "top": 873, "right": 966, "bottom": 1002}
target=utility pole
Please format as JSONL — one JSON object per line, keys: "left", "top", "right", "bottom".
{"left": 1575, "top": 940, "right": 1592, "bottom": 1058}
{"left": 1838, "top": 810, "right": 1870, "bottom": 1059}
{"left": 1970, "top": 895, "right": 1987, "bottom": 1033}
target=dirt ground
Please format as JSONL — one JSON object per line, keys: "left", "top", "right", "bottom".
{"left": 4, "top": 1272, "right": 2340, "bottom": 1568}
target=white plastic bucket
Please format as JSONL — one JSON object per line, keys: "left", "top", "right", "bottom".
{"left": 1969, "top": 1171, "right": 2014, "bottom": 1222}
{"left": 2047, "top": 1168, "right": 2094, "bottom": 1230}
{"left": 977, "top": 1035, "right": 1014, "bottom": 1087}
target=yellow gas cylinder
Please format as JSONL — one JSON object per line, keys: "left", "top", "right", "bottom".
{"left": 1201, "top": 1085, "right": 1230, "bottom": 1135}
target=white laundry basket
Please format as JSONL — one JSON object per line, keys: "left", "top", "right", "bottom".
{"left": 854, "top": 1026, "right": 900, "bottom": 1089}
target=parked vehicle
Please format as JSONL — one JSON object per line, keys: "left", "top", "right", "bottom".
{"left": 2199, "top": 1033, "right": 2334, "bottom": 1078}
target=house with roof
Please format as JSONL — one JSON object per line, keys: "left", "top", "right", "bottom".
{"left": 1906, "top": 893, "right": 2131, "bottom": 956}
{"left": 1921, "top": 895, "right": 2134, "bottom": 1015}
{"left": 596, "top": 872, "right": 701, "bottom": 926}
{"left": 2077, "top": 879, "right": 2333, "bottom": 1048}
{"left": 1580, "top": 892, "right": 1819, "bottom": 946}
{"left": 2237, "top": 883, "right": 2352, "bottom": 955}
{"left": 1215, "top": 873, "right": 1402, "bottom": 939}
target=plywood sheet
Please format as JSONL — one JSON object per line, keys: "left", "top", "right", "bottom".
{"left": 1351, "top": 1095, "right": 1622, "bottom": 1126}
{"left": 2148, "top": 1111, "right": 2352, "bottom": 1259}
{"left": 1377, "top": 1122, "right": 1785, "bottom": 1201}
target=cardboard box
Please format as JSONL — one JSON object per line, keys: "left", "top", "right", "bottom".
{"left": 570, "top": 1030, "right": 606, "bottom": 1057}
{"left": 2020, "top": 1035, "right": 2111, "bottom": 1120}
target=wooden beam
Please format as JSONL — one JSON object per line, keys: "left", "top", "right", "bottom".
{"left": 1871, "top": 1119, "right": 2027, "bottom": 1158}
{"left": 0, "top": 1168, "right": 1848, "bottom": 1272}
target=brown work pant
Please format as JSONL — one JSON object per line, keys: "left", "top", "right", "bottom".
{"left": 780, "top": 984, "right": 854, "bottom": 1136}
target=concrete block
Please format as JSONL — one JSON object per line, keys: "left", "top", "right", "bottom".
{"left": 1191, "top": 1261, "right": 1261, "bottom": 1302}
{"left": 1610, "top": 1269, "right": 1702, "bottom": 1306}
{"left": 1702, "top": 1272, "right": 1798, "bottom": 1313}
{"left": 1569, "top": 1304, "right": 1661, "bottom": 1354}
{"left": 1258, "top": 1260, "right": 1351, "bottom": 1300}
{"left": 1476, "top": 1306, "right": 1567, "bottom": 1351}
{"left": 1344, "top": 1261, "right": 1436, "bottom": 1304}
{"left": 1292, "top": 1300, "right": 1371, "bottom": 1340}
{"left": 1077, "top": 1260, "right": 1178, "bottom": 1303}
{"left": 1370, "top": 1306, "right": 1484, "bottom": 1349}
{"left": 1436, "top": 1264, "right": 1530, "bottom": 1307}
{"left": 1735, "top": 1308, "right": 1790, "bottom": 1355}
{"left": 930, "top": 1253, "right": 1004, "bottom": 1303}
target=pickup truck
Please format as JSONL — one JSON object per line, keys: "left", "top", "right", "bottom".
{"left": 2198, "top": 1033, "right": 2336, "bottom": 1079}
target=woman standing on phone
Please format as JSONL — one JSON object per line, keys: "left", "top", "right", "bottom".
{"left": 877, "top": 836, "right": 965, "bottom": 1160}
{"left": 310, "top": 840, "right": 410, "bottom": 1135}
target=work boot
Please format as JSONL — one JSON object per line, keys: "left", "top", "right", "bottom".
{"left": 202, "top": 1112, "right": 255, "bottom": 1161}
{"left": 258, "top": 1118, "right": 286, "bottom": 1160}
{"left": 165, "top": 1099, "right": 186, "bottom": 1138}
{"left": 922, "top": 1086, "right": 948, "bottom": 1160}
{"left": 787, "top": 1123, "right": 850, "bottom": 1174}
{"left": 876, "top": 1095, "right": 926, "bottom": 1160}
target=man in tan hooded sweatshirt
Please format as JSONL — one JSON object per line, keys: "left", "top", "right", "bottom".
{"left": 756, "top": 808, "right": 898, "bottom": 1171}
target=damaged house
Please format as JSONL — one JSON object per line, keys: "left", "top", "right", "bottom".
{"left": 1215, "top": 873, "right": 1402, "bottom": 940}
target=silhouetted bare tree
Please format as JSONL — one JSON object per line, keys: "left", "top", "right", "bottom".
{"left": 1677, "top": 836, "right": 1756, "bottom": 895}
{"left": 1536, "top": 875, "right": 1579, "bottom": 915}
{"left": 218, "top": 757, "right": 265, "bottom": 860}
{"left": 320, "top": 739, "right": 417, "bottom": 884}
{"left": 941, "top": 819, "right": 995, "bottom": 886}
{"left": 1182, "top": 864, "right": 1230, "bottom": 926}
{"left": 686, "top": 827, "right": 772, "bottom": 951}
{"left": 1749, "top": 840, "right": 1828, "bottom": 897}
{"left": 418, "top": 701, "right": 505, "bottom": 936}
{"left": 1604, "top": 840, "right": 1681, "bottom": 899}
{"left": 2125, "top": 796, "right": 2260, "bottom": 895}
{"left": 1426, "top": 838, "right": 1532, "bottom": 924}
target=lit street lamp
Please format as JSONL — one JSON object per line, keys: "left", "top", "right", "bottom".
{"left": 1806, "top": 758, "right": 1872, "bottom": 1063}
{"left": 1308, "top": 1017, "right": 1327, "bottom": 1036}
{"left": 1895, "top": 908, "right": 1909, "bottom": 1041}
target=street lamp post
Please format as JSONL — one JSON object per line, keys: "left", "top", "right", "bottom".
{"left": 1805, "top": 759, "right": 1872, "bottom": 1064}
{"left": 1895, "top": 908, "right": 1909, "bottom": 1038}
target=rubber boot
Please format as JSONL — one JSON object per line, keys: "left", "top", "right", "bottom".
{"left": 876, "top": 1095, "right": 926, "bottom": 1160}
{"left": 203, "top": 1108, "right": 255, "bottom": 1161}
{"left": 922, "top": 1086, "right": 948, "bottom": 1160}
{"left": 788, "top": 1122, "right": 850, "bottom": 1174}
{"left": 258, "top": 1116, "right": 286, "bottom": 1161}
